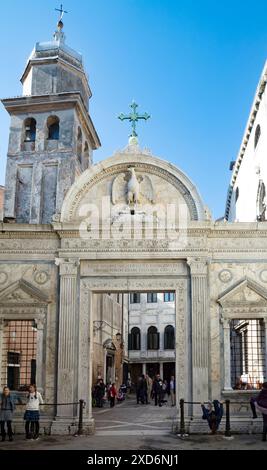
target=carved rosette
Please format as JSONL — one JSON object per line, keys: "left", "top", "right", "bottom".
{"left": 34, "top": 271, "right": 49, "bottom": 285}
{"left": 218, "top": 270, "right": 232, "bottom": 283}
{"left": 0, "top": 272, "right": 8, "bottom": 285}
{"left": 260, "top": 270, "right": 267, "bottom": 283}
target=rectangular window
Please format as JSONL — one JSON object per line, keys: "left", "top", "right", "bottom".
{"left": 147, "top": 293, "right": 157, "bottom": 303}
{"left": 164, "top": 293, "right": 175, "bottom": 302}
{"left": 230, "top": 319, "right": 266, "bottom": 390}
{"left": 130, "top": 293, "right": 140, "bottom": 304}
{"left": 1, "top": 320, "right": 37, "bottom": 391}
{"left": 7, "top": 352, "right": 20, "bottom": 391}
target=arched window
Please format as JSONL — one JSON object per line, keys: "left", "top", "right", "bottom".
{"left": 235, "top": 187, "right": 239, "bottom": 202}
{"left": 255, "top": 124, "right": 261, "bottom": 149}
{"left": 257, "top": 180, "right": 266, "bottom": 221}
{"left": 77, "top": 127, "right": 82, "bottom": 163}
{"left": 164, "top": 325, "right": 175, "bottom": 350}
{"left": 23, "top": 118, "right": 36, "bottom": 142}
{"left": 47, "top": 116, "right": 60, "bottom": 140}
{"left": 128, "top": 327, "right": 141, "bottom": 350}
{"left": 147, "top": 326, "right": 159, "bottom": 350}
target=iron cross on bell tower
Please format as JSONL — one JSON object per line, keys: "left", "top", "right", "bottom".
{"left": 55, "top": 4, "right": 68, "bottom": 21}
{"left": 118, "top": 101, "right": 150, "bottom": 138}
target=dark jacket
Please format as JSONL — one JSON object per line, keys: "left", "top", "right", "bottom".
{"left": 0, "top": 394, "right": 15, "bottom": 421}
{"left": 256, "top": 388, "right": 267, "bottom": 409}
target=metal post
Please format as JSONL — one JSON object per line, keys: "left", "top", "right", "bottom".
{"left": 225, "top": 399, "right": 231, "bottom": 437}
{"left": 179, "top": 398, "right": 185, "bottom": 436}
{"left": 78, "top": 399, "right": 84, "bottom": 435}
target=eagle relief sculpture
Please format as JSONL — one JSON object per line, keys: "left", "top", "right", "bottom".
{"left": 111, "top": 168, "right": 155, "bottom": 206}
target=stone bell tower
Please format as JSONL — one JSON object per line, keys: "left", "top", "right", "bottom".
{"left": 1, "top": 17, "right": 100, "bottom": 224}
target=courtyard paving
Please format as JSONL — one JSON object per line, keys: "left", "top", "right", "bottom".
{"left": 0, "top": 396, "right": 266, "bottom": 450}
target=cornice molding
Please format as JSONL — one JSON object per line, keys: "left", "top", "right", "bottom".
{"left": 1, "top": 92, "right": 100, "bottom": 150}
{"left": 217, "top": 276, "right": 267, "bottom": 307}
{"left": 225, "top": 62, "right": 267, "bottom": 219}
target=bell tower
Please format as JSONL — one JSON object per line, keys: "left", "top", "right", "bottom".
{"left": 1, "top": 16, "right": 100, "bottom": 223}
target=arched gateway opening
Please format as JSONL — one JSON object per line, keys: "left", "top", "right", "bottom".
{"left": 50, "top": 142, "right": 208, "bottom": 434}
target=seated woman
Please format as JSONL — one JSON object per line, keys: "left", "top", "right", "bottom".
{"left": 201, "top": 400, "right": 224, "bottom": 434}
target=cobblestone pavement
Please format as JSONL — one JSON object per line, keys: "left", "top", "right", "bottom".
{"left": 0, "top": 396, "right": 266, "bottom": 450}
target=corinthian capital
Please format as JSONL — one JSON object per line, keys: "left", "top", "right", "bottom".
{"left": 56, "top": 258, "right": 80, "bottom": 276}
{"left": 187, "top": 257, "right": 208, "bottom": 276}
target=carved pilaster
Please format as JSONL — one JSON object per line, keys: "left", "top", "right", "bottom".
{"left": 187, "top": 257, "right": 209, "bottom": 407}
{"left": 175, "top": 280, "right": 188, "bottom": 408}
{"left": 221, "top": 318, "right": 232, "bottom": 390}
{"left": 262, "top": 317, "right": 267, "bottom": 381}
{"left": 35, "top": 317, "right": 45, "bottom": 392}
{"left": 0, "top": 319, "right": 5, "bottom": 387}
{"left": 56, "top": 259, "right": 80, "bottom": 418}
{"left": 78, "top": 284, "right": 92, "bottom": 421}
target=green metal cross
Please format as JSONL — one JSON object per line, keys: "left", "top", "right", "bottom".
{"left": 118, "top": 101, "right": 150, "bottom": 137}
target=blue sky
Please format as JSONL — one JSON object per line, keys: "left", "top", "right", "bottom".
{"left": 0, "top": 0, "right": 267, "bottom": 218}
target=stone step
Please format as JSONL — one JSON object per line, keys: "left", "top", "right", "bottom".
{"left": 95, "top": 429, "right": 172, "bottom": 436}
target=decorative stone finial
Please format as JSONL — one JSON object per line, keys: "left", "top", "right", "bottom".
{"left": 128, "top": 135, "right": 139, "bottom": 146}
{"left": 53, "top": 4, "right": 68, "bottom": 43}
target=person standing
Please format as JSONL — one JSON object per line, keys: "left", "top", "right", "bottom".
{"left": 109, "top": 383, "right": 117, "bottom": 408}
{"left": 250, "top": 382, "right": 267, "bottom": 441}
{"left": 0, "top": 387, "right": 15, "bottom": 442}
{"left": 141, "top": 375, "right": 148, "bottom": 404}
{"left": 95, "top": 379, "right": 106, "bottom": 408}
{"left": 169, "top": 376, "right": 176, "bottom": 407}
{"left": 136, "top": 376, "right": 142, "bottom": 404}
{"left": 152, "top": 374, "right": 163, "bottom": 407}
{"left": 145, "top": 375, "right": 152, "bottom": 404}
{"left": 24, "top": 384, "right": 43, "bottom": 440}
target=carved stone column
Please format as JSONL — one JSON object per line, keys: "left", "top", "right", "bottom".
{"left": 77, "top": 283, "right": 95, "bottom": 433}
{"left": 103, "top": 349, "right": 107, "bottom": 384}
{"left": 262, "top": 317, "right": 267, "bottom": 382}
{"left": 221, "top": 318, "right": 232, "bottom": 391}
{"left": 56, "top": 259, "right": 79, "bottom": 421}
{"left": 187, "top": 257, "right": 209, "bottom": 408}
{"left": 36, "top": 316, "right": 45, "bottom": 393}
{"left": 175, "top": 279, "right": 189, "bottom": 410}
{"left": 0, "top": 319, "right": 5, "bottom": 387}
